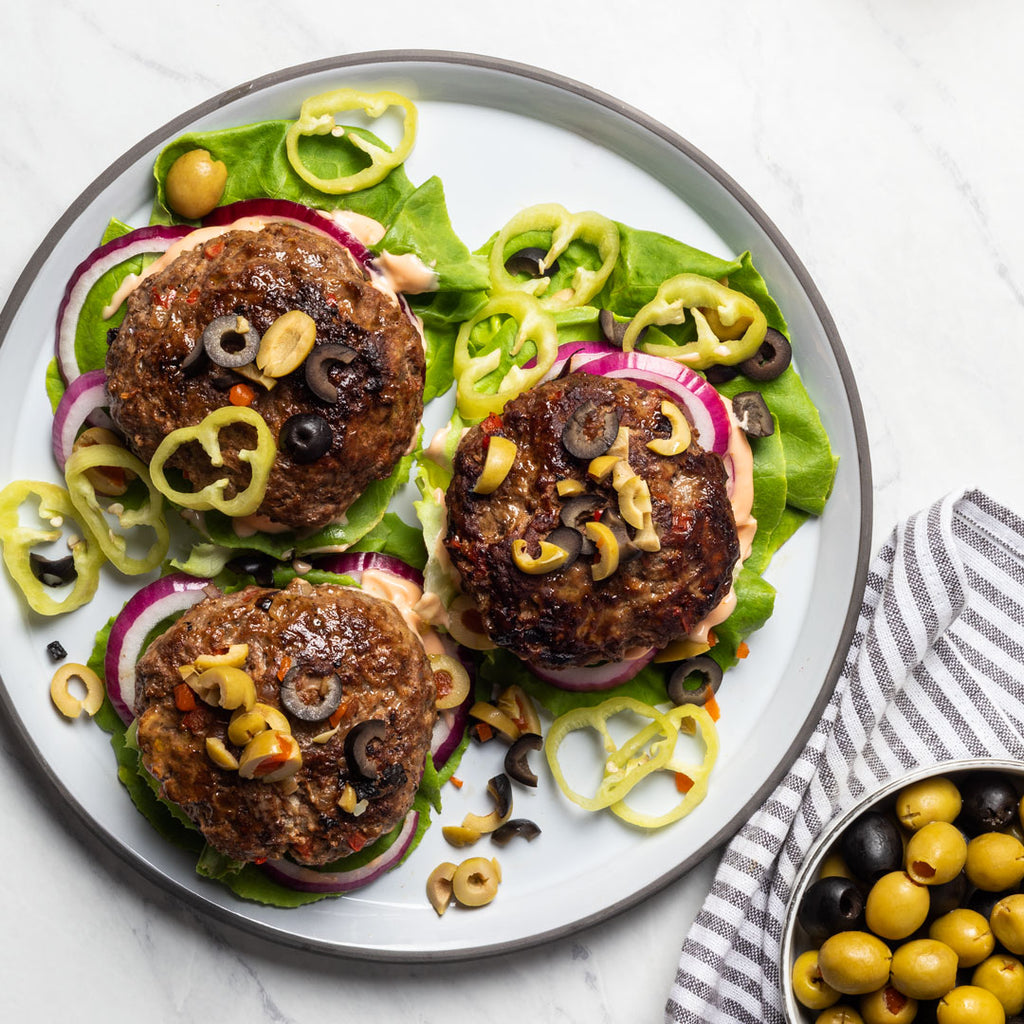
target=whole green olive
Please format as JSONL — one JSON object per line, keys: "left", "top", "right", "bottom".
{"left": 929, "top": 908, "right": 996, "bottom": 968}
{"left": 865, "top": 871, "right": 930, "bottom": 940}
{"left": 965, "top": 833, "right": 1024, "bottom": 892}
{"left": 818, "top": 932, "right": 894, "bottom": 996}
{"left": 859, "top": 984, "right": 918, "bottom": 1024}
{"left": 889, "top": 938, "right": 959, "bottom": 1001}
{"left": 165, "top": 148, "right": 228, "bottom": 220}
{"left": 905, "top": 821, "right": 968, "bottom": 885}
{"left": 991, "top": 895, "right": 1024, "bottom": 955}
{"left": 937, "top": 984, "right": 1007, "bottom": 1024}
{"left": 972, "top": 954, "right": 1024, "bottom": 1016}
{"left": 816, "top": 1006, "right": 865, "bottom": 1024}
{"left": 896, "top": 777, "right": 963, "bottom": 831}
{"left": 793, "top": 949, "right": 842, "bottom": 1009}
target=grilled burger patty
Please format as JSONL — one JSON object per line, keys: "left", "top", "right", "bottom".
{"left": 134, "top": 579, "right": 436, "bottom": 866}
{"left": 106, "top": 221, "right": 424, "bottom": 531}
{"left": 444, "top": 372, "right": 740, "bottom": 669}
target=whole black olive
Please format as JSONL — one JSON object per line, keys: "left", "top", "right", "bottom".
{"left": 281, "top": 413, "right": 333, "bottom": 464}
{"left": 737, "top": 327, "right": 792, "bottom": 382}
{"left": 226, "top": 552, "right": 277, "bottom": 587}
{"left": 958, "top": 771, "right": 1018, "bottom": 835}
{"left": 797, "top": 875, "right": 866, "bottom": 945}
{"left": 840, "top": 811, "right": 903, "bottom": 882}
{"left": 703, "top": 363, "right": 739, "bottom": 385}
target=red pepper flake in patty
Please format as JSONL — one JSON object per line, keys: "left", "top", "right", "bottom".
{"left": 204, "top": 239, "right": 225, "bottom": 258}
{"left": 481, "top": 413, "right": 503, "bottom": 435}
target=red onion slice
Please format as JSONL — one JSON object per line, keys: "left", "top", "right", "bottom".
{"left": 314, "top": 551, "right": 423, "bottom": 587}
{"left": 55, "top": 224, "right": 193, "bottom": 385}
{"left": 537, "top": 340, "right": 615, "bottom": 380}
{"left": 203, "top": 199, "right": 373, "bottom": 267}
{"left": 529, "top": 647, "right": 656, "bottom": 691}
{"left": 104, "top": 573, "right": 215, "bottom": 724}
{"left": 259, "top": 811, "right": 419, "bottom": 894}
{"left": 51, "top": 369, "right": 111, "bottom": 470}
{"left": 576, "top": 351, "right": 732, "bottom": 455}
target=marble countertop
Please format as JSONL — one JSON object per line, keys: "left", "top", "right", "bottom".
{"left": 3, "top": 2, "right": 1023, "bottom": 1021}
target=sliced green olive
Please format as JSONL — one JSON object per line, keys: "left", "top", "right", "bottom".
{"left": 255, "top": 310, "right": 317, "bottom": 378}
{"left": 647, "top": 399, "right": 692, "bottom": 456}
{"left": 584, "top": 520, "right": 619, "bottom": 580}
{"left": 188, "top": 665, "right": 257, "bottom": 711}
{"left": 511, "top": 538, "right": 571, "bottom": 574}
{"left": 451, "top": 857, "right": 501, "bottom": 907}
{"left": 473, "top": 436, "right": 517, "bottom": 494}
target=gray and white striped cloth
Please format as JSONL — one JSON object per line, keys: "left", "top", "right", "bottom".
{"left": 665, "top": 488, "right": 1024, "bottom": 1024}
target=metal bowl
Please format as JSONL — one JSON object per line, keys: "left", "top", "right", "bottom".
{"left": 780, "top": 757, "right": 1024, "bottom": 1022}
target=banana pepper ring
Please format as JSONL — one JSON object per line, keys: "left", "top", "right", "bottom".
{"left": 622, "top": 273, "right": 768, "bottom": 369}
{"left": 453, "top": 291, "right": 559, "bottom": 420}
{"left": 609, "top": 704, "right": 719, "bottom": 829}
{"left": 285, "top": 87, "right": 417, "bottom": 194}
{"left": 149, "top": 406, "right": 276, "bottom": 518}
{"left": 544, "top": 696, "right": 678, "bottom": 812}
{"left": 0, "top": 480, "right": 103, "bottom": 615}
{"left": 488, "top": 203, "right": 620, "bottom": 311}
{"left": 65, "top": 443, "right": 169, "bottom": 575}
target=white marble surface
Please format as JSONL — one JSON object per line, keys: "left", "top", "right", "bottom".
{"left": 2, "top": 2, "right": 1023, "bottom": 1021}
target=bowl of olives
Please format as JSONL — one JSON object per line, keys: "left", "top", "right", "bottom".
{"left": 782, "top": 759, "right": 1024, "bottom": 1024}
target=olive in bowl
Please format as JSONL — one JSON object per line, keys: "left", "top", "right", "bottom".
{"left": 782, "top": 759, "right": 1024, "bottom": 1024}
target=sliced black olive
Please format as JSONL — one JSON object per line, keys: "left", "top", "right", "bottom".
{"left": 46, "top": 640, "right": 67, "bottom": 662}
{"left": 491, "top": 818, "right": 542, "bottom": 847}
{"left": 487, "top": 773, "right": 513, "bottom": 818}
{"left": 504, "top": 733, "right": 543, "bottom": 787}
{"left": 562, "top": 400, "right": 620, "bottom": 459}
{"left": 542, "top": 527, "right": 581, "bottom": 569}
{"left": 279, "top": 666, "right": 343, "bottom": 723}
{"left": 281, "top": 413, "right": 333, "bottom": 464}
{"left": 667, "top": 655, "right": 723, "bottom": 706}
{"left": 202, "top": 314, "right": 260, "bottom": 368}
{"left": 559, "top": 495, "right": 603, "bottom": 555}
{"left": 703, "top": 363, "right": 739, "bottom": 385}
{"left": 731, "top": 391, "right": 775, "bottom": 438}
{"left": 504, "top": 246, "right": 557, "bottom": 278}
{"left": 737, "top": 327, "right": 792, "bottom": 382}
{"left": 29, "top": 552, "right": 77, "bottom": 588}
{"left": 304, "top": 342, "right": 356, "bottom": 403}
{"left": 344, "top": 719, "right": 386, "bottom": 780}
{"left": 597, "top": 308, "right": 647, "bottom": 349}
{"left": 226, "top": 552, "right": 277, "bottom": 587}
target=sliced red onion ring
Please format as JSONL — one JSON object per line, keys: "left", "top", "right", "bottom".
{"left": 203, "top": 199, "right": 373, "bottom": 268}
{"left": 529, "top": 647, "right": 657, "bottom": 691}
{"left": 314, "top": 551, "right": 423, "bottom": 586}
{"left": 537, "top": 340, "right": 615, "bottom": 380}
{"left": 576, "top": 351, "right": 732, "bottom": 455}
{"left": 51, "top": 369, "right": 112, "bottom": 470}
{"left": 260, "top": 811, "right": 419, "bottom": 894}
{"left": 104, "top": 573, "right": 215, "bottom": 724}
{"left": 55, "top": 224, "right": 193, "bottom": 385}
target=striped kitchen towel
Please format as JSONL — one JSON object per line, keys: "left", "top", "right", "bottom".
{"left": 665, "top": 488, "right": 1024, "bottom": 1024}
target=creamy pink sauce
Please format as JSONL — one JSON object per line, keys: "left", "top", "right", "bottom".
{"left": 360, "top": 568, "right": 444, "bottom": 656}
{"left": 683, "top": 408, "right": 757, "bottom": 645}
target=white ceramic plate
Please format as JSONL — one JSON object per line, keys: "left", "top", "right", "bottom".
{"left": 0, "top": 51, "right": 871, "bottom": 960}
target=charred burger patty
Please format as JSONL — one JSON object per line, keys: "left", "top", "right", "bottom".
{"left": 443, "top": 372, "right": 740, "bottom": 669}
{"left": 106, "top": 221, "right": 425, "bottom": 531}
{"left": 134, "top": 579, "right": 436, "bottom": 866}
